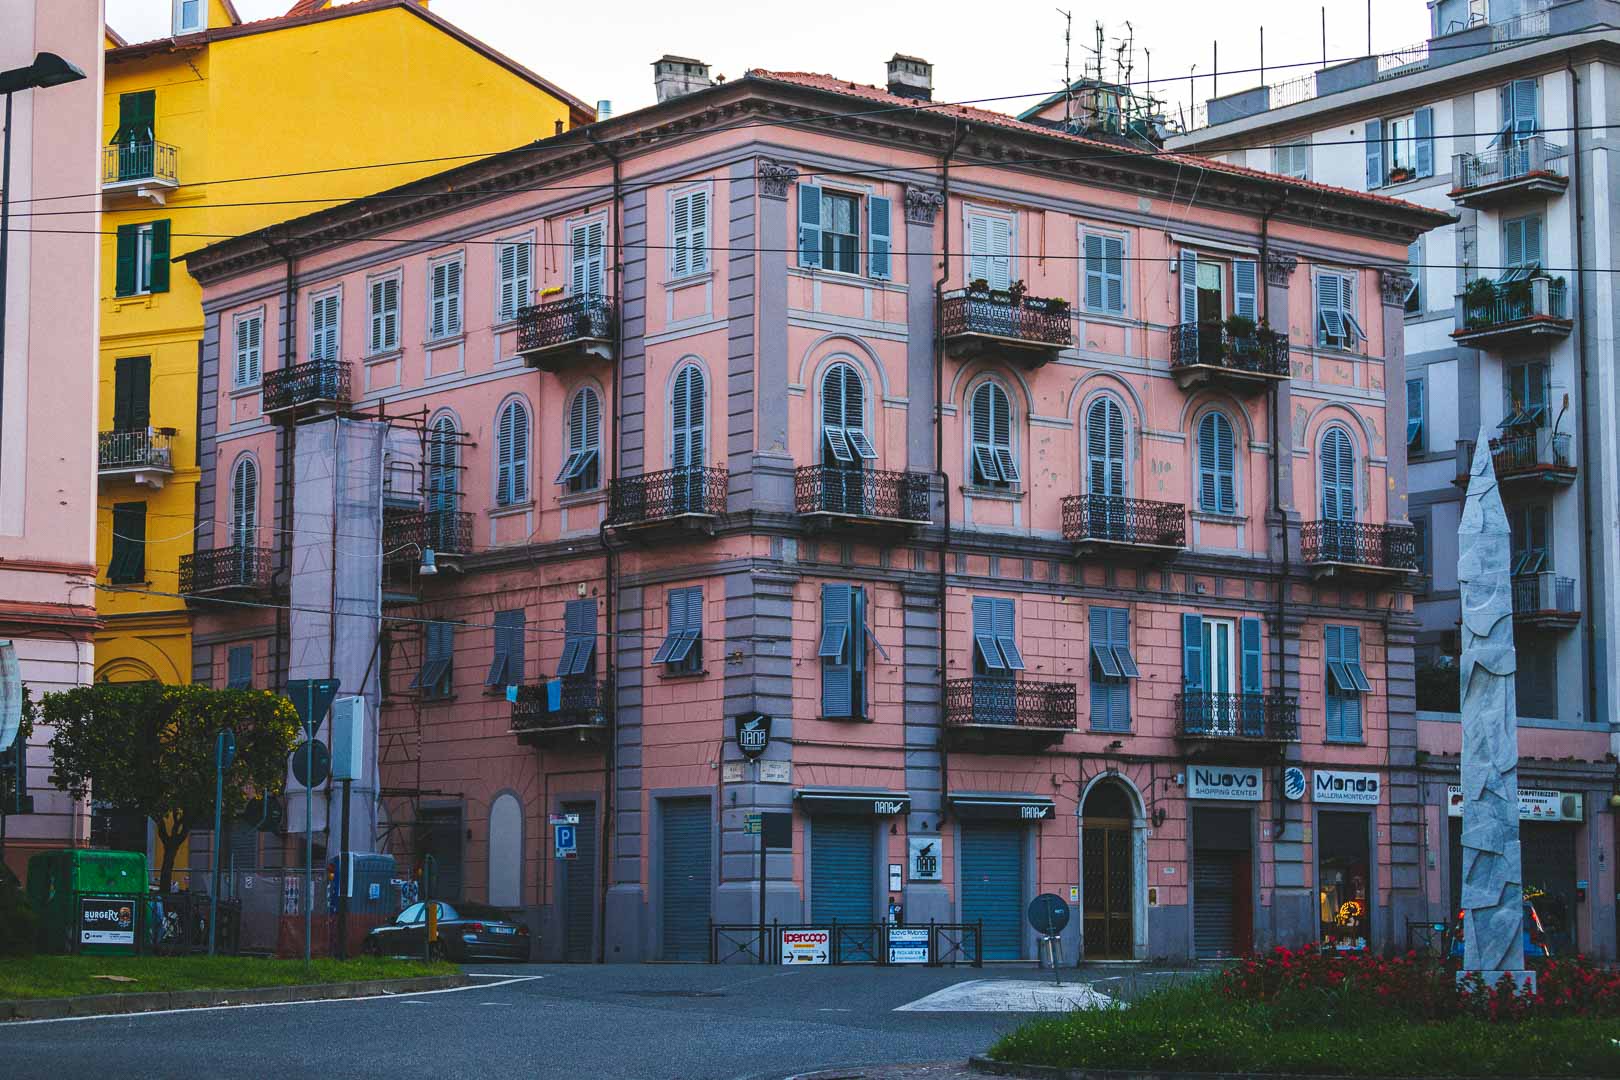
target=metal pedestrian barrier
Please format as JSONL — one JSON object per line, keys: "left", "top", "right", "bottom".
{"left": 708, "top": 920, "right": 982, "bottom": 967}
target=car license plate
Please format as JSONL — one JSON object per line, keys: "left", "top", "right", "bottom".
{"left": 488, "top": 925, "right": 515, "bottom": 935}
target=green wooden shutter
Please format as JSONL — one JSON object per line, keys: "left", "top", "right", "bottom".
{"left": 867, "top": 195, "right": 891, "bottom": 279}
{"left": 147, "top": 220, "right": 171, "bottom": 294}
{"left": 113, "top": 356, "right": 151, "bottom": 431}
{"left": 115, "top": 225, "right": 138, "bottom": 297}
{"left": 1181, "top": 613, "right": 1204, "bottom": 692}
{"left": 1240, "top": 617, "right": 1262, "bottom": 694}
{"left": 109, "top": 502, "right": 146, "bottom": 584}
{"left": 798, "top": 183, "right": 822, "bottom": 268}
{"left": 820, "top": 583, "right": 853, "bottom": 717}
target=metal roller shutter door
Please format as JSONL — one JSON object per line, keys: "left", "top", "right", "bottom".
{"left": 661, "top": 798, "right": 712, "bottom": 961}
{"left": 562, "top": 802, "right": 596, "bottom": 962}
{"left": 810, "top": 817, "right": 874, "bottom": 924}
{"left": 960, "top": 823, "right": 1024, "bottom": 960}
{"left": 1193, "top": 854, "right": 1236, "bottom": 958}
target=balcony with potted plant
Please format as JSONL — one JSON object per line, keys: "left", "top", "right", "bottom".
{"left": 1449, "top": 137, "right": 1569, "bottom": 209}
{"left": 1169, "top": 315, "right": 1291, "bottom": 394}
{"left": 515, "top": 290, "right": 616, "bottom": 372}
{"left": 941, "top": 279, "right": 1072, "bottom": 368}
{"left": 1452, "top": 272, "right": 1571, "bottom": 348}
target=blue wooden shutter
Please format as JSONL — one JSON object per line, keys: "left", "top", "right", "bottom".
{"left": 993, "top": 598, "right": 1024, "bottom": 670}
{"left": 1365, "top": 117, "right": 1385, "bottom": 187}
{"left": 1510, "top": 79, "right": 1538, "bottom": 139}
{"left": 1341, "top": 627, "right": 1363, "bottom": 739}
{"left": 1321, "top": 428, "right": 1355, "bottom": 521}
{"left": 1102, "top": 235, "right": 1124, "bottom": 312}
{"left": 1109, "top": 607, "right": 1138, "bottom": 678}
{"left": 1087, "top": 397, "right": 1124, "bottom": 497}
{"left": 1325, "top": 626, "right": 1345, "bottom": 740}
{"left": 1415, "top": 107, "right": 1435, "bottom": 177}
{"left": 559, "top": 600, "right": 594, "bottom": 677}
{"left": 821, "top": 584, "right": 854, "bottom": 717}
{"left": 671, "top": 364, "right": 705, "bottom": 469}
{"left": 1179, "top": 249, "right": 1198, "bottom": 324}
{"left": 1233, "top": 259, "right": 1258, "bottom": 320}
{"left": 1214, "top": 415, "right": 1235, "bottom": 514}
{"left": 868, "top": 195, "right": 891, "bottom": 279}
{"left": 798, "top": 183, "right": 822, "bottom": 268}
{"left": 227, "top": 645, "right": 253, "bottom": 690}
{"left": 971, "top": 596, "right": 1002, "bottom": 671}
{"left": 1084, "top": 233, "right": 1105, "bottom": 311}
{"left": 1240, "top": 617, "right": 1262, "bottom": 694}
{"left": 1181, "top": 613, "right": 1204, "bottom": 692}
{"left": 1197, "top": 413, "right": 1219, "bottom": 512}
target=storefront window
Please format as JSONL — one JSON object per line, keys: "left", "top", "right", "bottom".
{"left": 1319, "top": 811, "right": 1371, "bottom": 951}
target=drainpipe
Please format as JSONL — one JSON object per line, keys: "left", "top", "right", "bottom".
{"left": 935, "top": 122, "right": 968, "bottom": 826}
{"left": 272, "top": 249, "right": 297, "bottom": 694}
{"left": 587, "top": 127, "right": 622, "bottom": 964}
{"left": 1565, "top": 60, "right": 1598, "bottom": 734}
{"left": 1259, "top": 190, "right": 1291, "bottom": 841}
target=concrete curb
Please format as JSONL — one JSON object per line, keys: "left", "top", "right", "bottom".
{"left": 967, "top": 1058, "right": 1585, "bottom": 1080}
{"left": 0, "top": 974, "right": 470, "bottom": 1021}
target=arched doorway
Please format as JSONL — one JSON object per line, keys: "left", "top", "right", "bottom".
{"left": 1081, "top": 780, "right": 1137, "bottom": 959}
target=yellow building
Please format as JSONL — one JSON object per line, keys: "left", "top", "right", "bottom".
{"left": 93, "top": 0, "right": 589, "bottom": 855}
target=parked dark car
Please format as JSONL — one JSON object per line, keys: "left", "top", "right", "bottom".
{"left": 364, "top": 901, "right": 531, "bottom": 961}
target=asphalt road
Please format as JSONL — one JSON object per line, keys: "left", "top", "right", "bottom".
{"left": 0, "top": 963, "right": 1194, "bottom": 1080}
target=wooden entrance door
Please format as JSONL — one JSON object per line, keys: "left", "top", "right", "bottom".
{"left": 1082, "top": 822, "right": 1133, "bottom": 958}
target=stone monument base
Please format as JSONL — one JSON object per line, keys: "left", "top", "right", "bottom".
{"left": 1457, "top": 969, "right": 1536, "bottom": 993}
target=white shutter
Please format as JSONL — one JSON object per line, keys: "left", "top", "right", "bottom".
{"left": 988, "top": 218, "right": 1012, "bottom": 290}
{"left": 967, "top": 214, "right": 990, "bottom": 284}
{"left": 572, "top": 220, "right": 605, "bottom": 296}
{"left": 431, "top": 262, "right": 448, "bottom": 338}
{"left": 498, "top": 244, "right": 518, "bottom": 323}
{"left": 672, "top": 194, "right": 691, "bottom": 278}
{"left": 444, "top": 259, "right": 462, "bottom": 335}
{"left": 235, "top": 314, "right": 261, "bottom": 388}
{"left": 369, "top": 278, "right": 399, "bottom": 354}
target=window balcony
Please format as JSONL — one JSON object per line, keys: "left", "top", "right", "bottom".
{"left": 1061, "top": 494, "right": 1185, "bottom": 558}
{"left": 511, "top": 677, "right": 612, "bottom": 748}
{"left": 383, "top": 507, "right": 473, "bottom": 569}
{"left": 262, "top": 359, "right": 351, "bottom": 420}
{"left": 1169, "top": 321, "right": 1291, "bottom": 394}
{"left": 1512, "top": 572, "right": 1579, "bottom": 631}
{"left": 605, "top": 465, "right": 727, "bottom": 536}
{"left": 101, "top": 140, "right": 179, "bottom": 204}
{"left": 1452, "top": 276, "right": 1572, "bottom": 348}
{"left": 943, "top": 676, "right": 1077, "bottom": 749}
{"left": 1175, "top": 692, "right": 1300, "bottom": 751}
{"left": 1301, "top": 520, "right": 1419, "bottom": 583}
{"left": 515, "top": 294, "right": 615, "bottom": 372}
{"left": 1450, "top": 138, "right": 1569, "bottom": 209}
{"left": 941, "top": 288, "right": 1072, "bottom": 368}
{"left": 97, "top": 427, "right": 175, "bottom": 488}
{"left": 795, "top": 465, "right": 930, "bottom": 530}
{"left": 1491, "top": 431, "right": 1575, "bottom": 488}
{"left": 179, "top": 545, "right": 274, "bottom": 599}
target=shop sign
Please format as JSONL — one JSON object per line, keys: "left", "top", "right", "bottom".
{"left": 1313, "top": 770, "right": 1381, "bottom": 804}
{"left": 887, "top": 927, "right": 929, "bottom": 964}
{"left": 781, "top": 928, "right": 830, "bottom": 964}
{"left": 1446, "top": 785, "right": 1583, "bottom": 821}
{"left": 872, "top": 799, "right": 906, "bottom": 815}
{"left": 79, "top": 897, "right": 135, "bottom": 946}
{"left": 908, "top": 838, "right": 942, "bottom": 882}
{"left": 1282, "top": 767, "right": 1306, "bottom": 801}
{"left": 735, "top": 712, "right": 772, "bottom": 759}
{"left": 1188, "top": 765, "right": 1263, "bottom": 801}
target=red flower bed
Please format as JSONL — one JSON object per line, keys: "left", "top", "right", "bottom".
{"left": 1218, "top": 947, "right": 1620, "bottom": 1023}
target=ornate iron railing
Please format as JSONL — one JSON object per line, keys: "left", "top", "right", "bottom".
{"left": 262, "top": 359, "right": 350, "bottom": 413}
{"left": 1490, "top": 432, "right": 1572, "bottom": 476}
{"left": 1512, "top": 573, "right": 1576, "bottom": 616}
{"left": 1461, "top": 278, "right": 1568, "bottom": 330}
{"left": 383, "top": 507, "right": 473, "bottom": 562}
{"left": 794, "top": 465, "right": 930, "bottom": 523}
{"left": 606, "top": 466, "right": 727, "bottom": 525}
{"left": 1175, "top": 692, "right": 1300, "bottom": 741}
{"left": 1454, "top": 137, "right": 1567, "bottom": 191}
{"left": 1169, "top": 322, "right": 1291, "bottom": 376}
{"left": 1302, "top": 520, "right": 1419, "bottom": 571}
{"left": 941, "top": 289, "right": 1072, "bottom": 348}
{"left": 943, "top": 676, "right": 1077, "bottom": 731}
{"left": 179, "top": 545, "right": 273, "bottom": 595}
{"left": 1060, "top": 494, "right": 1185, "bottom": 548}
{"left": 98, "top": 428, "right": 175, "bottom": 472}
{"left": 511, "top": 678, "right": 611, "bottom": 733}
{"left": 103, "top": 140, "right": 178, "bottom": 186}
{"left": 515, "top": 293, "right": 615, "bottom": 353}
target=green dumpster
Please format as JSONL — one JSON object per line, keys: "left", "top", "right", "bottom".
{"left": 26, "top": 849, "right": 147, "bottom": 956}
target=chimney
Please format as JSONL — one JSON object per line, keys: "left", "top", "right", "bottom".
{"left": 886, "top": 54, "right": 932, "bottom": 101}
{"left": 596, "top": 99, "right": 613, "bottom": 120}
{"left": 653, "top": 56, "right": 712, "bottom": 103}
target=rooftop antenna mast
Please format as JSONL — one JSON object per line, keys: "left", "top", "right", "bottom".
{"left": 1057, "top": 8, "right": 1072, "bottom": 126}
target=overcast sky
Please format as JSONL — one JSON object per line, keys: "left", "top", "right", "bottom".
{"left": 106, "top": 0, "right": 1431, "bottom": 124}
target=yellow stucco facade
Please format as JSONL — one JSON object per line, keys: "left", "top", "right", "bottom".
{"left": 95, "top": 0, "right": 589, "bottom": 694}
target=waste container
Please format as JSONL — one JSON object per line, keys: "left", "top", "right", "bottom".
{"left": 26, "top": 849, "right": 147, "bottom": 956}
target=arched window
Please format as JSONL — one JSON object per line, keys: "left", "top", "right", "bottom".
{"left": 427, "top": 415, "right": 459, "bottom": 515}
{"left": 1086, "top": 397, "right": 1126, "bottom": 498}
{"left": 495, "top": 399, "right": 530, "bottom": 507}
{"left": 557, "top": 387, "right": 601, "bottom": 492}
{"left": 820, "top": 362, "right": 875, "bottom": 468}
{"left": 1196, "top": 412, "right": 1237, "bottom": 515}
{"left": 969, "top": 381, "right": 1018, "bottom": 487}
{"left": 230, "top": 457, "right": 257, "bottom": 548}
{"left": 1320, "top": 427, "right": 1356, "bottom": 521}
{"left": 671, "top": 364, "right": 705, "bottom": 470}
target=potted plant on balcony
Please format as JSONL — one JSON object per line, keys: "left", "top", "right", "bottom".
{"left": 1387, "top": 165, "right": 1415, "bottom": 184}
{"left": 1007, "top": 279, "right": 1028, "bottom": 306}
{"left": 1463, "top": 277, "right": 1497, "bottom": 327}
{"left": 1504, "top": 275, "right": 1534, "bottom": 313}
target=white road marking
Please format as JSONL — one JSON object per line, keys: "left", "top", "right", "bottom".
{"left": 894, "top": 978, "right": 1118, "bottom": 1012}
{"left": 1, "top": 975, "right": 545, "bottom": 1027}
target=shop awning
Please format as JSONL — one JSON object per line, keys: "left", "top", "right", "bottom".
{"left": 948, "top": 792, "right": 1056, "bottom": 821}
{"left": 794, "top": 788, "right": 910, "bottom": 816}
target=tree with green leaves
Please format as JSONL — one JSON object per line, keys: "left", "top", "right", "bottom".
{"left": 42, "top": 682, "right": 299, "bottom": 893}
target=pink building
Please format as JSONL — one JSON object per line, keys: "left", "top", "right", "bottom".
{"left": 0, "top": 0, "right": 103, "bottom": 876}
{"left": 183, "top": 57, "right": 1447, "bottom": 961}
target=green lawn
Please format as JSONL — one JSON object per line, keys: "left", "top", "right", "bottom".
{"left": 990, "top": 979, "right": 1620, "bottom": 1077}
{"left": 0, "top": 955, "right": 456, "bottom": 1000}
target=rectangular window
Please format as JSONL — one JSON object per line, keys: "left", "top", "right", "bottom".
{"left": 1083, "top": 232, "right": 1125, "bottom": 314}
{"left": 412, "top": 621, "right": 455, "bottom": 700}
{"left": 1088, "top": 606, "right": 1137, "bottom": 732}
{"left": 116, "top": 220, "right": 169, "bottom": 297}
{"left": 557, "top": 599, "right": 596, "bottom": 677}
{"left": 108, "top": 502, "right": 146, "bottom": 584}
{"left": 1387, "top": 113, "right": 1416, "bottom": 172}
{"left": 429, "top": 256, "right": 463, "bottom": 339}
{"left": 1516, "top": 638, "right": 1556, "bottom": 719}
{"left": 819, "top": 584, "right": 868, "bottom": 719}
{"left": 1510, "top": 504, "right": 1550, "bottom": 575}
{"left": 570, "top": 218, "right": 605, "bottom": 296}
{"left": 309, "top": 290, "right": 340, "bottom": 362}
{"left": 1273, "top": 142, "right": 1311, "bottom": 180}
{"left": 1501, "top": 214, "right": 1543, "bottom": 277}
{"left": 1502, "top": 78, "right": 1539, "bottom": 142}
{"left": 652, "top": 586, "right": 703, "bottom": 674}
{"left": 796, "top": 184, "right": 890, "bottom": 279}
{"left": 175, "top": 0, "right": 204, "bottom": 33}
{"left": 226, "top": 645, "right": 253, "bottom": 690}
{"left": 970, "top": 596, "right": 1024, "bottom": 674}
{"left": 1407, "top": 377, "right": 1425, "bottom": 453}
{"left": 496, "top": 239, "right": 532, "bottom": 323}
{"left": 112, "top": 355, "right": 152, "bottom": 432}
{"left": 368, "top": 275, "right": 400, "bottom": 354}
{"left": 1405, "top": 239, "right": 1423, "bottom": 315}
{"left": 1505, "top": 361, "right": 1549, "bottom": 428}
{"left": 234, "top": 312, "right": 263, "bottom": 388}
{"left": 485, "top": 609, "right": 526, "bottom": 688}
{"left": 1315, "top": 270, "right": 1365, "bottom": 349}
{"left": 670, "top": 188, "right": 709, "bottom": 278}
{"left": 1325, "top": 625, "right": 1369, "bottom": 742}
{"left": 820, "top": 191, "right": 860, "bottom": 274}
{"left": 966, "top": 212, "right": 1013, "bottom": 289}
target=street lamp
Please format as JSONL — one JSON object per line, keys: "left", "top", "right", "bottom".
{"left": 0, "top": 52, "right": 87, "bottom": 474}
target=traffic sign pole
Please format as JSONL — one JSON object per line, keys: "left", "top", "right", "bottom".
{"left": 208, "top": 730, "right": 235, "bottom": 956}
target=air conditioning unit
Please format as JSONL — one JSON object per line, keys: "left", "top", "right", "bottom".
{"left": 1558, "top": 793, "right": 1584, "bottom": 822}
{"left": 330, "top": 695, "right": 366, "bottom": 783}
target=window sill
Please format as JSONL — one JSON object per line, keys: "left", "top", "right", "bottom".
{"left": 1088, "top": 726, "right": 1132, "bottom": 735}
{"left": 363, "top": 348, "right": 403, "bottom": 366}
{"left": 488, "top": 500, "right": 535, "bottom": 520}
{"left": 228, "top": 384, "right": 261, "bottom": 399}
{"left": 557, "top": 488, "right": 606, "bottom": 508}
{"left": 665, "top": 268, "right": 715, "bottom": 289}
{"left": 423, "top": 333, "right": 466, "bottom": 350}
{"left": 818, "top": 714, "right": 871, "bottom": 723}
{"left": 1323, "top": 737, "right": 1365, "bottom": 747}
{"left": 961, "top": 485, "right": 1023, "bottom": 502}
{"left": 1312, "top": 344, "right": 1369, "bottom": 360}
{"left": 792, "top": 265, "right": 891, "bottom": 287}
{"left": 1191, "top": 511, "right": 1247, "bottom": 525}
{"left": 1080, "top": 306, "right": 1131, "bottom": 323}
{"left": 658, "top": 668, "right": 709, "bottom": 681}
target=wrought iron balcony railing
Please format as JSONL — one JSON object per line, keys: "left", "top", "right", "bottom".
{"left": 941, "top": 289, "right": 1072, "bottom": 349}
{"left": 1169, "top": 322, "right": 1291, "bottom": 378}
{"left": 1061, "top": 494, "right": 1186, "bottom": 549}
{"left": 1176, "top": 692, "right": 1300, "bottom": 742}
{"left": 179, "top": 544, "right": 274, "bottom": 595}
{"left": 1453, "top": 137, "right": 1568, "bottom": 196}
{"left": 515, "top": 294, "right": 615, "bottom": 358}
{"left": 1457, "top": 278, "right": 1570, "bottom": 337}
{"left": 262, "top": 359, "right": 351, "bottom": 414}
{"left": 943, "top": 676, "right": 1077, "bottom": 731}
{"left": 1302, "top": 520, "right": 1419, "bottom": 571}
{"left": 102, "top": 140, "right": 179, "bottom": 188}
{"left": 511, "top": 677, "right": 611, "bottom": 734}
{"left": 795, "top": 465, "right": 930, "bottom": 524}
{"left": 98, "top": 428, "right": 175, "bottom": 473}
{"left": 383, "top": 506, "right": 473, "bottom": 563}
{"left": 1490, "top": 432, "right": 1574, "bottom": 481}
{"left": 606, "top": 465, "right": 727, "bottom": 527}
{"left": 1512, "top": 572, "right": 1577, "bottom": 620}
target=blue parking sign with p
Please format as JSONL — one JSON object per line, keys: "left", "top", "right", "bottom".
{"left": 555, "top": 823, "right": 577, "bottom": 860}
